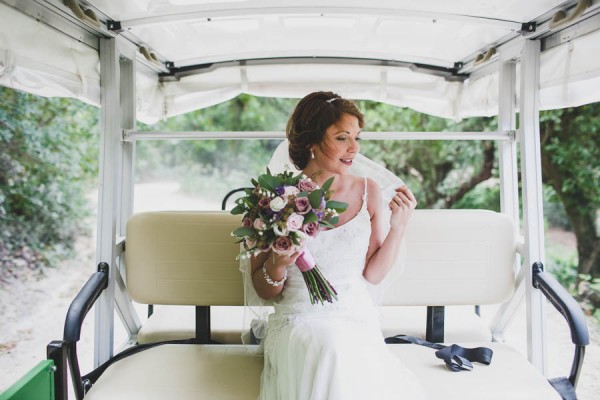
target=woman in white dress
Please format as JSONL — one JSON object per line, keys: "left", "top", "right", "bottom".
{"left": 250, "top": 91, "right": 426, "bottom": 399}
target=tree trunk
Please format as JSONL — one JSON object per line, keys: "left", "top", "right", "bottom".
{"left": 444, "top": 141, "right": 495, "bottom": 208}
{"left": 540, "top": 106, "right": 600, "bottom": 279}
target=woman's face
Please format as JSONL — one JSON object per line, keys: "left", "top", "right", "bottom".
{"left": 313, "top": 113, "right": 362, "bottom": 174}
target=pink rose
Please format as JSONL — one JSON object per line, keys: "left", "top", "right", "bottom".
{"left": 273, "top": 236, "right": 295, "bottom": 255}
{"left": 258, "top": 197, "right": 271, "bottom": 208}
{"left": 298, "top": 178, "right": 318, "bottom": 192}
{"left": 302, "top": 221, "right": 319, "bottom": 237}
{"left": 253, "top": 218, "right": 267, "bottom": 230}
{"left": 294, "top": 197, "right": 312, "bottom": 214}
{"left": 242, "top": 217, "right": 253, "bottom": 228}
{"left": 286, "top": 213, "right": 304, "bottom": 231}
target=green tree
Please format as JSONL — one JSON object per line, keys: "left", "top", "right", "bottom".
{"left": 136, "top": 95, "right": 297, "bottom": 200}
{"left": 357, "top": 100, "right": 498, "bottom": 208}
{"left": 0, "top": 87, "right": 98, "bottom": 273}
{"left": 540, "top": 104, "right": 600, "bottom": 279}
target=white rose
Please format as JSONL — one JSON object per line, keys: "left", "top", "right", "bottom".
{"left": 273, "top": 223, "right": 289, "bottom": 237}
{"left": 269, "top": 196, "right": 286, "bottom": 212}
{"left": 283, "top": 185, "right": 300, "bottom": 196}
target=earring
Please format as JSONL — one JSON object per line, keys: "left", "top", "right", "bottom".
{"left": 310, "top": 149, "right": 315, "bottom": 159}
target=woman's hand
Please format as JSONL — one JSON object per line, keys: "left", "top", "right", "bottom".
{"left": 262, "top": 249, "right": 302, "bottom": 281}
{"left": 388, "top": 185, "right": 417, "bottom": 232}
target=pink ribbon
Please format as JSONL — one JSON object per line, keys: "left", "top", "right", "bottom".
{"left": 296, "top": 249, "right": 316, "bottom": 272}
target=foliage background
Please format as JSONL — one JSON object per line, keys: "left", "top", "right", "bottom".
{"left": 0, "top": 87, "right": 597, "bottom": 317}
{"left": 0, "top": 87, "right": 98, "bottom": 276}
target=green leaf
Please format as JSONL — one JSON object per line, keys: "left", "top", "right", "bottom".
{"left": 230, "top": 205, "right": 245, "bottom": 215}
{"left": 258, "top": 173, "right": 280, "bottom": 192}
{"left": 232, "top": 227, "right": 256, "bottom": 237}
{"left": 308, "top": 190, "right": 323, "bottom": 209}
{"left": 303, "top": 212, "right": 318, "bottom": 224}
{"left": 320, "top": 220, "right": 335, "bottom": 228}
{"left": 326, "top": 200, "right": 348, "bottom": 212}
{"left": 321, "top": 176, "right": 334, "bottom": 191}
{"left": 329, "top": 216, "right": 339, "bottom": 225}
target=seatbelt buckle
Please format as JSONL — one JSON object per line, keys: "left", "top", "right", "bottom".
{"left": 447, "top": 355, "right": 473, "bottom": 372}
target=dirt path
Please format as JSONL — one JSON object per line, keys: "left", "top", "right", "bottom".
{"left": 1, "top": 182, "right": 598, "bottom": 398}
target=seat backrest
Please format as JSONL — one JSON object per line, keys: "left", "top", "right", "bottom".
{"left": 125, "top": 210, "right": 516, "bottom": 307}
{"left": 381, "top": 210, "right": 516, "bottom": 306}
{"left": 126, "top": 211, "right": 244, "bottom": 306}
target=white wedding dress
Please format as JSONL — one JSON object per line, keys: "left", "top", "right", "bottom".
{"left": 259, "top": 179, "right": 426, "bottom": 400}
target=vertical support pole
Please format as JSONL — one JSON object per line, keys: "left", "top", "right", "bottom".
{"left": 519, "top": 39, "right": 547, "bottom": 374}
{"left": 498, "top": 59, "right": 519, "bottom": 227}
{"left": 491, "top": 55, "right": 522, "bottom": 339}
{"left": 94, "top": 38, "right": 121, "bottom": 367}
{"left": 114, "top": 49, "right": 142, "bottom": 338}
{"left": 118, "top": 55, "right": 136, "bottom": 240}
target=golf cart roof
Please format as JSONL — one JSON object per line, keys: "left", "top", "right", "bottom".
{"left": 1, "top": 0, "right": 600, "bottom": 122}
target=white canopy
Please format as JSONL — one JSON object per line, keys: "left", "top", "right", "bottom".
{"left": 1, "top": 0, "right": 600, "bottom": 123}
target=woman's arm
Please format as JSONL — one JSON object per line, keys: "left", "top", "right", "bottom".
{"left": 251, "top": 250, "right": 300, "bottom": 300}
{"left": 363, "top": 179, "right": 417, "bottom": 284}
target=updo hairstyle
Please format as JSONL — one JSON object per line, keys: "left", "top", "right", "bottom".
{"left": 286, "top": 91, "right": 364, "bottom": 170}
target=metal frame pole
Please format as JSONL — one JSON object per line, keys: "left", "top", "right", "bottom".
{"left": 491, "top": 53, "right": 522, "bottom": 339}
{"left": 94, "top": 38, "right": 121, "bottom": 366}
{"left": 519, "top": 39, "right": 547, "bottom": 374}
{"left": 115, "top": 45, "right": 142, "bottom": 340}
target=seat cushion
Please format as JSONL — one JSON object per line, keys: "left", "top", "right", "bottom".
{"left": 85, "top": 343, "right": 560, "bottom": 400}
{"left": 390, "top": 342, "right": 561, "bottom": 400}
{"left": 84, "top": 345, "right": 263, "bottom": 400}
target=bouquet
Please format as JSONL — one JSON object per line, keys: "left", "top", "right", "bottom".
{"left": 231, "top": 169, "right": 348, "bottom": 305}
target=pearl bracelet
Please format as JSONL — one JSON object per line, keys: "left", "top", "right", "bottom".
{"left": 262, "top": 264, "right": 287, "bottom": 287}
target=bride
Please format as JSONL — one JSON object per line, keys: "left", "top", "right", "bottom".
{"left": 249, "top": 91, "right": 426, "bottom": 399}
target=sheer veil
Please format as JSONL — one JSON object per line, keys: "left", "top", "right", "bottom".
{"left": 239, "top": 140, "right": 407, "bottom": 344}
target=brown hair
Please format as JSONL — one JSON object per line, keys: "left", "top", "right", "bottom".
{"left": 286, "top": 91, "right": 364, "bottom": 170}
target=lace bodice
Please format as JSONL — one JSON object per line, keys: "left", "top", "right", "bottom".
{"left": 272, "top": 179, "right": 374, "bottom": 316}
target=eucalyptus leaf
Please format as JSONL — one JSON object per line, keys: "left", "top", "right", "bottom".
{"left": 232, "top": 227, "right": 256, "bottom": 237}
{"left": 308, "top": 190, "right": 323, "bottom": 209}
{"left": 303, "top": 211, "right": 318, "bottom": 224}
{"left": 321, "top": 176, "right": 334, "bottom": 191}
{"left": 231, "top": 205, "right": 245, "bottom": 215}
{"left": 326, "top": 200, "right": 348, "bottom": 212}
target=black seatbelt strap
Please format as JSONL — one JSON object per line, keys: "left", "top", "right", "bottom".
{"left": 385, "top": 334, "right": 493, "bottom": 372}
{"left": 81, "top": 338, "right": 198, "bottom": 385}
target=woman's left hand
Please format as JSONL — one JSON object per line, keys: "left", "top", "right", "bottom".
{"left": 388, "top": 185, "right": 417, "bottom": 231}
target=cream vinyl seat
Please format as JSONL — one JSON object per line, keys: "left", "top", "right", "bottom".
{"left": 136, "top": 210, "right": 503, "bottom": 345}
{"left": 82, "top": 210, "right": 566, "bottom": 399}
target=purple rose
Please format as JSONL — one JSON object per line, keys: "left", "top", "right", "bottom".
{"left": 286, "top": 213, "right": 304, "bottom": 231}
{"left": 294, "top": 197, "right": 312, "bottom": 214}
{"left": 302, "top": 221, "right": 319, "bottom": 237}
{"left": 273, "top": 236, "right": 295, "bottom": 255}
{"left": 298, "top": 178, "right": 319, "bottom": 192}
{"left": 275, "top": 186, "right": 285, "bottom": 196}
{"left": 242, "top": 217, "right": 253, "bottom": 228}
{"left": 258, "top": 197, "right": 271, "bottom": 208}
